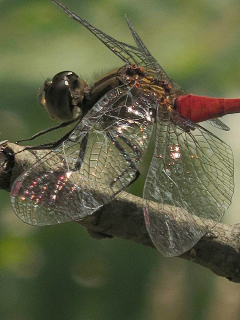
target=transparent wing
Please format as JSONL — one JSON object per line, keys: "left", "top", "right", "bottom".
{"left": 124, "top": 15, "right": 169, "bottom": 80}
{"left": 206, "top": 118, "right": 230, "bottom": 131}
{"left": 124, "top": 16, "right": 186, "bottom": 97}
{"left": 52, "top": 0, "right": 156, "bottom": 75}
{"left": 52, "top": 0, "right": 185, "bottom": 96}
{"left": 11, "top": 85, "right": 156, "bottom": 225}
{"left": 143, "top": 109, "right": 234, "bottom": 257}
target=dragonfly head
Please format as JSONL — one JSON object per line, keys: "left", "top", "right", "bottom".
{"left": 39, "top": 71, "right": 89, "bottom": 122}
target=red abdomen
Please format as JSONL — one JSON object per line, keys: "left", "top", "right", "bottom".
{"left": 175, "top": 94, "right": 240, "bottom": 123}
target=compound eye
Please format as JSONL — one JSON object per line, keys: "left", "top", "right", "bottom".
{"left": 51, "top": 71, "right": 84, "bottom": 93}
{"left": 65, "top": 72, "right": 80, "bottom": 89}
{"left": 39, "top": 80, "right": 52, "bottom": 108}
{"left": 38, "top": 71, "right": 88, "bottom": 122}
{"left": 69, "top": 77, "right": 81, "bottom": 91}
{"left": 52, "top": 71, "right": 72, "bottom": 82}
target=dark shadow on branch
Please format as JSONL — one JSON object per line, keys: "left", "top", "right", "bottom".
{"left": 0, "top": 141, "right": 240, "bottom": 283}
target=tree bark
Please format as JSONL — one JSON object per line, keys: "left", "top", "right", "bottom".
{"left": 0, "top": 140, "right": 240, "bottom": 283}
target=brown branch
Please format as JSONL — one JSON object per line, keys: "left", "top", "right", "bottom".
{"left": 1, "top": 141, "right": 240, "bottom": 283}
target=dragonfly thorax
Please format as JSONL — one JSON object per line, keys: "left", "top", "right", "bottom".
{"left": 40, "top": 66, "right": 173, "bottom": 125}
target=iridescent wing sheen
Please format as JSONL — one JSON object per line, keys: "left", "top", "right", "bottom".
{"left": 11, "top": 85, "right": 156, "bottom": 225}
{"left": 143, "top": 109, "right": 234, "bottom": 257}
{"left": 52, "top": 0, "right": 185, "bottom": 97}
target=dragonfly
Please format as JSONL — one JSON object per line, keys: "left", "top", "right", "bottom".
{"left": 11, "top": 0, "right": 237, "bottom": 257}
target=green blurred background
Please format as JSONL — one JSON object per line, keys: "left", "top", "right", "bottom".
{"left": 1, "top": 0, "right": 240, "bottom": 319}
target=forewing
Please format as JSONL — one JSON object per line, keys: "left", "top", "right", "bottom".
{"left": 11, "top": 85, "right": 155, "bottom": 225}
{"left": 52, "top": 1, "right": 153, "bottom": 72}
{"left": 143, "top": 110, "right": 234, "bottom": 257}
{"left": 124, "top": 16, "right": 186, "bottom": 96}
{"left": 52, "top": 0, "right": 186, "bottom": 97}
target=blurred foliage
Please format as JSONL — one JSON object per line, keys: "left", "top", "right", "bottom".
{"left": 1, "top": 0, "right": 240, "bottom": 320}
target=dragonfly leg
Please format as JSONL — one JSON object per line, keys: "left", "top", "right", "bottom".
{"left": 22, "top": 127, "right": 76, "bottom": 151}
{"left": 74, "top": 133, "right": 89, "bottom": 171}
{"left": 119, "top": 135, "right": 142, "bottom": 160}
{"left": 16, "top": 117, "right": 80, "bottom": 144}
{"left": 106, "top": 131, "right": 140, "bottom": 187}
{"left": 73, "top": 131, "right": 140, "bottom": 187}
